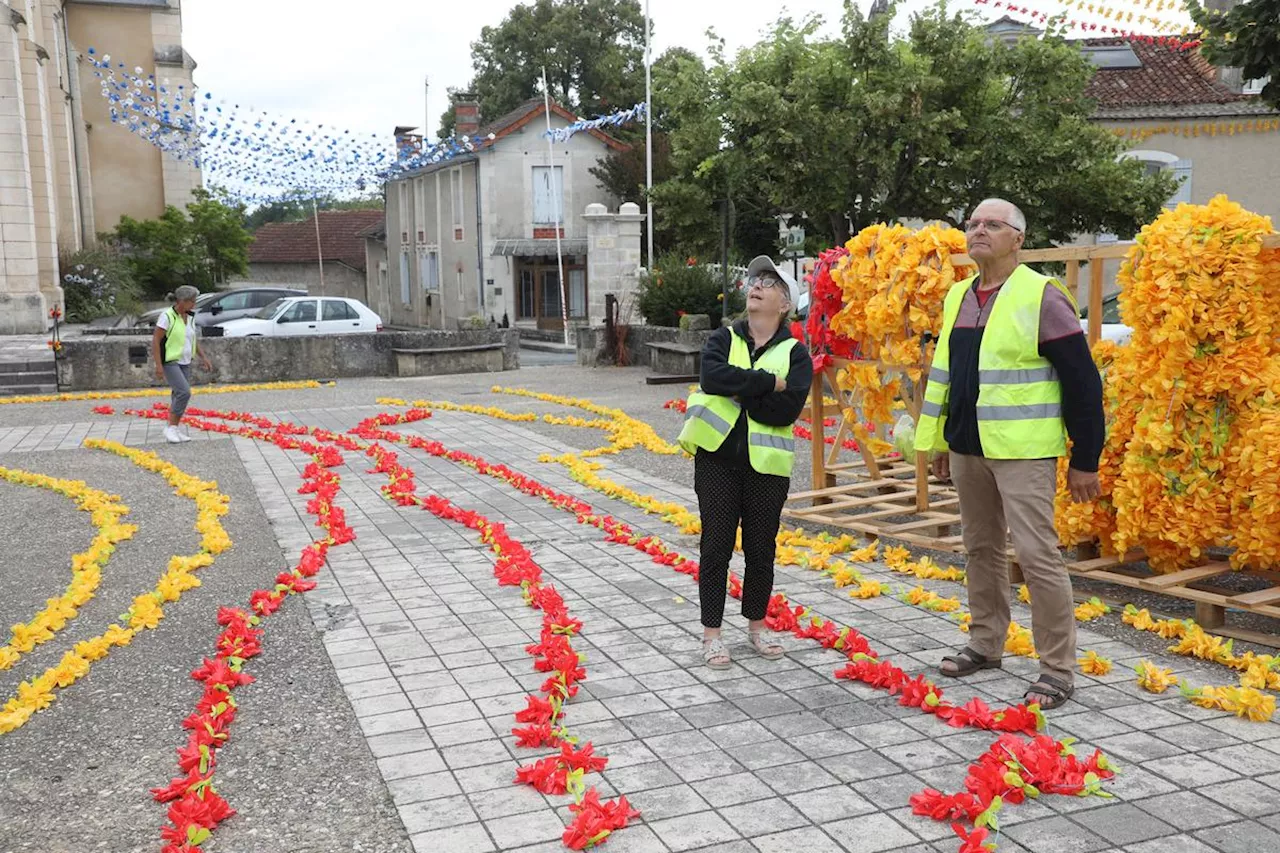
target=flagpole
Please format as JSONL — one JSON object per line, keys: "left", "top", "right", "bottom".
{"left": 644, "top": 0, "right": 654, "bottom": 270}
{"left": 312, "top": 195, "right": 326, "bottom": 292}
{"left": 542, "top": 67, "right": 571, "bottom": 347}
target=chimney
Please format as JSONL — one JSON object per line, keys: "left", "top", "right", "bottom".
{"left": 393, "top": 126, "right": 422, "bottom": 162}
{"left": 454, "top": 93, "right": 480, "bottom": 138}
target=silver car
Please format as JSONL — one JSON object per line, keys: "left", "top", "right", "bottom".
{"left": 136, "top": 287, "right": 306, "bottom": 328}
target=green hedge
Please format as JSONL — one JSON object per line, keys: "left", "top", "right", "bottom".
{"left": 636, "top": 254, "right": 745, "bottom": 327}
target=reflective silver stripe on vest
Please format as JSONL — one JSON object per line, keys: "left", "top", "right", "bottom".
{"left": 684, "top": 404, "right": 735, "bottom": 434}
{"left": 749, "top": 432, "right": 795, "bottom": 452}
{"left": 928, "top": 367, "right": 949, "bottom": 384}
{"left": 922, "top": 400, "right": 945, "bottom": 418}
{"left": 978, "top": 367, "right": 1058, "bottom": 384}
{"left": 976, "top": 403, "right": 1062, "bottom": 421}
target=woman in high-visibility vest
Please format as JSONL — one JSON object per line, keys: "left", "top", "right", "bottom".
{"left": 152, "top": 285, "right": 214, "bottom": 444}
{"left": 677, "top": 256, "right": 812, "bottom": 670}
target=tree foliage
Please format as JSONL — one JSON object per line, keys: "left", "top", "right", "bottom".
{"left": 1190, "top": 0, "right": 1280, "bottom": 110}
{"left": 111, "top": 188, "right": 253, "bottom": 299}
{"left": 702, "top": 4, "right": 1175, "bottom": 247}
{"left": 241, "top": 192, "right": 383, "bottom": 232}
{"left": 440, "top": 0, "right": 646, "bottom": 137}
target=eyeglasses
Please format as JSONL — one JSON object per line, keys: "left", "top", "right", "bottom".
{"left": 749, "top": 275, "right": 788, "bottom": 291}
{"left": 964, "top": 218, "right": 1023, "bottom": 234}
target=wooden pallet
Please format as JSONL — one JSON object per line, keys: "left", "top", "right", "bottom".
{"left": 784, "top": 477, "right": 966, "bottom": 551}
{"left": 1067, "top": 548, "right": 1280, "bottom": 648}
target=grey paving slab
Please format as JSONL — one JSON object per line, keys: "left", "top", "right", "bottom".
{"left": 10, "top": 391, "right": 1262, "bottom": 851}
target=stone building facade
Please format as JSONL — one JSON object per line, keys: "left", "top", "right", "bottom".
{"left": 0, "top": 0, "right": 200, "bottom": 334}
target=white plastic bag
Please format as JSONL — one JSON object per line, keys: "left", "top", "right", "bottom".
{"left": 892, "top": 413, "right": 916, "bottom": 458}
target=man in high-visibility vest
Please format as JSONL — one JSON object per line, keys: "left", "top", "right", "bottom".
{"left": 916, "top": 199, "right": 1104, "bottom": 710}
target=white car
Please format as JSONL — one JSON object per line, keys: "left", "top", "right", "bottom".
{"left": 219, "top": 296, "right": 383, "bottom": 338}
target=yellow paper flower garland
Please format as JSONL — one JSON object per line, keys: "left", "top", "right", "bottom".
{"left": 0, "top": 468, "right": 136, "bottom": 671}
{"left": 0, "top": 379, "right": 332, "bottom": 406}
{"left": 0, "top": 441, "right": 230, "bottom": 735}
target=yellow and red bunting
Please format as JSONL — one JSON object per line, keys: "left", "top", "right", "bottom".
{"left": 970, "top": 0, "right": 1202, "bottom": 49}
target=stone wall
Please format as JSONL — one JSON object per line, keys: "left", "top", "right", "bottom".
{"left": 575, "top": 324, "right": 714, "bottom": 367}
{"left": 56, "top": 329, "right": 520, "bottom": 390}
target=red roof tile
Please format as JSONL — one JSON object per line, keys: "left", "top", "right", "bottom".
{"left": 249, "top": 210, "right": 384, "bottom": 271}
{"left": 1083, "top": 38, "right": 1247, "bottom": 108}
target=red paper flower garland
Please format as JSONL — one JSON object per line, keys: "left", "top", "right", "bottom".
{"left": 353, "top": 435, "right": 640, "bottom": 841}
{"left": 131, "top": 415, "right": 353, "bottom": 853}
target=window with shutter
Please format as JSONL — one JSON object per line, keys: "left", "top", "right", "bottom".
{"left": 532, "top": 166, "right": 565, "bottom": 226}
{"left": 1168, "top": 159, "right": 1193, "bottom": 206}
{"left": 399, "top": 253, "right": 411, "bottom": 305}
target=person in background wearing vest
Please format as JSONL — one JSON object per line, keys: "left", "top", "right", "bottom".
{"left": 915, "top": 199, "right": 1104, "bottom": 710}
{"left": 152, "top": 285, "right": 213, "bottom": 444}
{"left": 678, "top": 256, "right": 813, "bottom": 670}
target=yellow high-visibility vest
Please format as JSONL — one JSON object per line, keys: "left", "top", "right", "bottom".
{"left": 915, "top": 264, "right": 1075, "bottom": 459}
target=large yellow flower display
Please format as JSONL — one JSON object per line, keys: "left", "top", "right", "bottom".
{"left": 1055, "top": 196, "right": 1280, "bottom": 570}
{"left": 828, "top": 223, "right": 974, "bottom": 451}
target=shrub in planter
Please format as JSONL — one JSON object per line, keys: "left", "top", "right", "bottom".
{"left": 59, "top": 246, "right": 141, "bottom": 322}
{"left": 636, "top": 254, "right": 745, "bottom": 327}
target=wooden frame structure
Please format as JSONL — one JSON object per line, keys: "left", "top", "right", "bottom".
{"left": 786, "top": 237, "right": 1280, "bottom": 644}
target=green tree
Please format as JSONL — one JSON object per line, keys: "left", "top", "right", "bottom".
{"left": 657, "top": 3, "right": 1175, "bottom": 251}
{"left": 112, "top": 189, "right": 252, "bottom": 298}
{"left": 241, "top": 192, "right": 383, "bottom": 232}
{"left": 440, "top": 0, "right": 646, "bottom": 137}
{"left": 1190, "top": 0, "right": 1280, "bottom": 110}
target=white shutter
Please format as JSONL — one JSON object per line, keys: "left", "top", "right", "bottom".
{"left": 532, "top": 166, "right": 564, "bottom": 225}
{"left": 399, "top": 253, "right": 411, "bottom": 305}
{"left": 1168, "top": 159, "right": 1193, "bottom": 206}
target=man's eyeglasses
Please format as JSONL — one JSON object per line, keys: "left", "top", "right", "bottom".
{"left": 964, "top": 218, "right": 1023, "bottom": 234}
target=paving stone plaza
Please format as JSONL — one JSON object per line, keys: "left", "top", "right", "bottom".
{"left": 2, "top": 369, "right": 1279, "bottom": 853}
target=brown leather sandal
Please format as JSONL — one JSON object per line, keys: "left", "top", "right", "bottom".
{"left": 939, "top": 646, "right": 1003, "bottom": 678}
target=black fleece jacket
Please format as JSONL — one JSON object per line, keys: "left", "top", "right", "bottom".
{"left": 697, "top": 320, "right": 814, "bottom": 470}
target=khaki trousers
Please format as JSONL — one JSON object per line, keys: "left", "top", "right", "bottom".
{"left": 950, "top": 452, "right": 1076, "bottom": 684}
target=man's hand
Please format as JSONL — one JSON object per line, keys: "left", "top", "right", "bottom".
{"left": 154, "top": 364, "right": 164, "bottom": 381}
{"left": 1068, "top": 467, "right": 1101, "bottom": 504}
{"left": 932, "top": 453, "right": 950, "bottom": 483}
{"left": 199, "top": 356, "right": 213, "bottom": 372}
{"left": 774, "top": 374, "right": 786, "bottom": 392}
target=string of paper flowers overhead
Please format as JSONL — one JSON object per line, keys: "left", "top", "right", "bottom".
{"left": 86, "top": 48, "right": 647, "bottom": 204}
{"left": 969, "top": 0, "right": 1201, "bottom": 49}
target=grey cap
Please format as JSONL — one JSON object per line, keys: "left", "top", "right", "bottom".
{"left": 745, "top": 255, "right": 799, "bottom": 307}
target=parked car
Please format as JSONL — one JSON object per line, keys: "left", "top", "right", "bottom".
{"left": 218, "top": 296, "right": 383, "bottom": 337}
{"left": 136, "top": 287, "right": 306, "bottom": 328}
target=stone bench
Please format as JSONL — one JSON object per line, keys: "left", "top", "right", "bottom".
{"left": 647, "top": 341, "right": 702, "bottom": 377}
{"left": 393, "top": 343, "right": 506, "bottom": 377}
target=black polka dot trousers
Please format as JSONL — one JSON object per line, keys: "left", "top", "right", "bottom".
{"left": 694, "top": 450, "right": 791, "bottom": 629}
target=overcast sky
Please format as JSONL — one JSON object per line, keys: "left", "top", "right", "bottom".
{"left": 179, "top": 0, "right": 1191, "bottom": 144}
{"left": 179, "top": 0, "right": 946, "bottom": 141}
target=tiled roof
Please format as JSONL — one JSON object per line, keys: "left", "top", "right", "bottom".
{"left": 249, "top": 210, "right": 384, "bottom": 271}
{"left": 1083, "top": 37, "right": 1251, "bottom": 109}
{"left": 474, "top": 98, "right": 629, "bottom": 151}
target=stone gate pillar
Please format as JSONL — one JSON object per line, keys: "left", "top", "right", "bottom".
{"left": 584, "top": 201, "right": 644, "bottom": 326}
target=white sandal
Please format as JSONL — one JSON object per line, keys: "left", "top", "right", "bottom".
{"left": 703, "top": 637, "right": 731, "bottom": 670}
{"left": 748, "top": 631, "right": 785, "bottom": 660}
